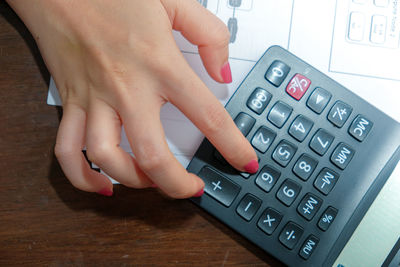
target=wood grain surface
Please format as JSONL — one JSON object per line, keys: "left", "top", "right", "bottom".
{"left": 0, "top": 2, "right": 283, "bottom": 266}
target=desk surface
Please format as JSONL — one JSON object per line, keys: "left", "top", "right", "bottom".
{"left": 0, "top": 3, "right": 281, "bottom": 266}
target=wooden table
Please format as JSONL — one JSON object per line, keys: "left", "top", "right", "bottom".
{"left": 0, "top": 3, "right": 283, "bottom": 266}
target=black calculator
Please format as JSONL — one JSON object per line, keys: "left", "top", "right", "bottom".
{"left": 187, "top": 46, "right": 400, "bottom": 267}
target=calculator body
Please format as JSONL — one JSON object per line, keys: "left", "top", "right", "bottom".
{"left": 187, "top": 46, "right": 400, "bottom": 266}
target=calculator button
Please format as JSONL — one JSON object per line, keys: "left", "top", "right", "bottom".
{"left": 286, "top": 74, "right": 311, "bottom": 100}
{"left": 348, "top": 12, "right": 365, "bottom": 41}
{"left": 297, "top": 193, "right": 323, "bottom": 220}
{"left": 314, "top": 168, "right": 340, "bottom": 195}
{"left": 370, "top": 15, "right": 387, "bottom": 44}
{"left": 272, "top": 140, "right": 297, "bottom": 167}
{"left": 265, "top": 60, "right": 291, "bottom": 87}
{"left": 318, "top": 206, "right": 338, "bottom": 231}
{"left": 255, "top": 165, "right": 280, "bottom": 193}
{"left": 268, "top": 101, "right": 293, "bottom": 128}
{"left": 299, "top": 235, "right": 319, "bottom": 260}
{"left": 328, "top": 101, "right": 353, "bottom": 128}
{"left": 234, "top": 112, "right": 256, "bottom": 137}
{"left": 236, "top": 194, "right": 262, "bottom": 221}
{"left": 293, "top": 154, "right": 318, "bottom": 181}
{"left": 289, "top": 115, "right": 314, "bottom": 142}
{"left": 276, "top": 179, "right": 301, "bottom": 206}
{"left": 374, "top": 0, "right": 389, "bottom": 8}
{"left": 251, "top": 126, "right": 276, "bottom": 153}
{"left": 247, "top": 87, "right": 272, "bottom": 114}
{"left": 279, "top": 222, "right": 304, "bottom": 250}
{"left": 198, "top": 167, "right": 241, "bottom": 207}
{"left": 307, "top": 87, "right": 332, "bottom": 114}
{"left": 309, "top": 129, "right": 334, "bottom": 156}
{"left": 330, "top": 142, "right": 355, "bottom": 170}
{"left": 348, "top": 115, "right": 373, "bottom": 142}
{"left": 257, "top": 208, "right": 282, "bottom": 235}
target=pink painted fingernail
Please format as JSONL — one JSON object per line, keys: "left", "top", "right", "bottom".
{"left": 221, "top": 62, "right": 232, "bottom": 83}
{"left": 244, "top": 159, "right": 259, "bottom": 174}
{"left": 193, "top": 188, "right": 204, "bottom": 198}
{"left": 97, "top": 188, "right": 113, "bottom": 197}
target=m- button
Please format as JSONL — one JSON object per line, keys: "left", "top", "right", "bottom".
{"left": 197, "top": 167, "right": 241, "bottom": 207}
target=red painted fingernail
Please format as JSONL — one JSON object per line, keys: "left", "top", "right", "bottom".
{"left": 193, "top": 188, "right": 204, "bottom": 198}
{"left": 97, "top": 188, "right": 113, "bottom": 197}
{"left": 244, "top": 159, "right": 259, "bottom": 174}
{"left": 151, "top": 183, "right": 158, "bottom": 188}
{"left": 221, "top": 62, "right": 232, "bottom": 83}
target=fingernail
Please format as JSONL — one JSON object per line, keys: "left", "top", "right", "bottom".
{"left": 151, "top": 183, "right": 158, "bottom": 188}
{"left": 244, "top": 159, "right": 259, "bottom": 174}
{"left": 97, "top": 188, "right": 113, "bottom": 197}
{"left": 193, "top": 188, "right": 204, "bottom": 198}
{"left": 221, "top": 62, "right": 232, "bottom": 83}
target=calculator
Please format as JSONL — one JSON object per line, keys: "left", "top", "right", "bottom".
{"left": 186, "top": 46, "right": 400, "bottom": 266}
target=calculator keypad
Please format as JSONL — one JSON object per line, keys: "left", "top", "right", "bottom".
{"left": 186, "top": 46, "right": 391, "bottom": 267}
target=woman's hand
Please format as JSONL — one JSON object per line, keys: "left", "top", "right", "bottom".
{"left": 7, "top": 0, "right": 258, "bottom": 198}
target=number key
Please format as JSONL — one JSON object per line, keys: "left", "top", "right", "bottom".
{"left": 289, "top": 115, "right": 314, "bottom": 142}
{"left": 265, "top": 60, "right": 291, "bottom": 87}
{"left": 293, "top": 154, "right": 318, "bottom": 181}
{"left": 247, "top": 88, "right": 272, "bottom": 114}
{"left": 255, "top": 165, "right": 281, "bottom": 192}
{"left": 272, "top": 140, "right": 297, "bottom": 167}
{"left": 251, "top": 126, "right": 276, "bottom": 153}
{"left": 276, "top": 179, "right": 301, "bottom": 206}
{"left": 268, "top": 101, "right": 293, "bottom": 128}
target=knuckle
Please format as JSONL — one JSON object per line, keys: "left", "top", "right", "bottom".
{"left": 54, "top": 141, "right": 74, "bottom": 161}
{"left": 135, "top": 144, "right": 168, "bottom": 174}
{"left": 85, "top": 143, "right": 113, "bottom": 165}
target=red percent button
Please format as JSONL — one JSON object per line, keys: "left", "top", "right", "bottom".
{"left": 286, "top": 74, "right": 311, "bottom": 100}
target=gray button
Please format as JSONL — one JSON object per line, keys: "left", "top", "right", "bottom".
{"left": 297, "top": 193, "right": 323, "bottom": 221}
{"left": 236, "top": 194, "right": 261, "bottom": 221}
{"left": 257, "top": 208, "right": 282, "bottom": 235}
{"left": 198, "top": 167, "right": 241, "bottom": 207}
{"left": 279, "top": 222, "right": 304, "bottom": 249}
{"left": 255, "top": 165, "right": 280, "bottom": 193}
{"left": 328, "top": 101, "right": 353, "bottom": 128}
{"left": 234, "top": 112, "right": 255, "bottom": 136}
{"left": 272, "top": 140, "right": 297, "bottom": 167}
{"left": 348, "top": 115, "right": 373, "bottom": 142}
{"left": 276, "top": 179, "right": 301, "bottom": 207}
{"left": 331, "top": 142, "right": 355, "bottom": 169}
{"left": 314, "top": 168, "right": 339, "bottom": 195}
{"left": 289, "top": 115, "right": 314, "bottom": 142}
{"left": 299, "top": 235, "right": 319, "bottom": 260}
{"left": 318, "top": 206, "right": 338, "bottom": 231}
{"left": 293, "top": 154, "right": 318, "bottom": 181}
{"left": 251, "top": 126, "right": 276, "bottom": 153}
{"left": 265, "top": 60, "right": 291, "bottom": 87}
{"left": 246, "top": 88, "right": 272, "bottom": 115}
{"left": 309, "top": 129, "right": 334, "bottom": 156}
{"left": 268, "top": 101, "right": 293, "bottom": 128}
{"left": 307, "top": 87, "right": 332, "bottom": 114}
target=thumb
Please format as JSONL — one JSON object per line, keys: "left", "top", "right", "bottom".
{"left": 162, "top": 0, "right": 232, "bottom": 83}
